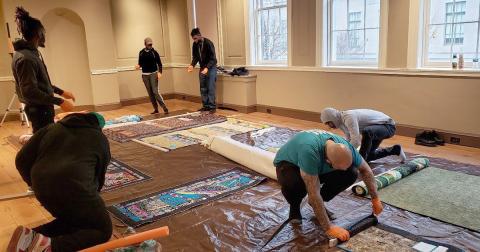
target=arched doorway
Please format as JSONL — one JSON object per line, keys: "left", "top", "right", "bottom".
{"left": 41, "top": 8, "right": 93, "bottom": 106}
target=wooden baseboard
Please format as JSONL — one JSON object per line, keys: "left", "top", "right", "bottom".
{"left": 4, "top": 94, "right": 479, "bottom": 148}
{"left": 256, "top": 104, "right": 321, "bottom": 122}
{"left": 396, "top": 124, "right": 480, "bottom": 148}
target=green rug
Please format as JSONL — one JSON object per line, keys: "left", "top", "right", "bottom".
{"left": 379, "top": 167, "right": 480, "bottom": 231}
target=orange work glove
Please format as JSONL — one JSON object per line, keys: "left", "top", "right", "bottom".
{"left": 59, "top": 99, "right": 74, "bottom": 112}
{"left": 326, "top": 225, "right": 350, "bottom": 242}
{"left": 61, "top": 90, "right": 76, "bottom": 102}
{"left": 371, "top": 197, "right": 383, "bottom": 216}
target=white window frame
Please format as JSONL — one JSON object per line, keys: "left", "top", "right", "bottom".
{"left": 249, "top": 0, "right": 289, "bottom": 65}
{"left": 421, "top": 0, "right": 480, "bottom": 68}
{"left": 325, "top": 0, "right": 385, "bottom": 67}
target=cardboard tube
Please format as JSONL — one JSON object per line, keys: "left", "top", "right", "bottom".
{"left": 80, "top": 226, "right": 169, "bottom": 252}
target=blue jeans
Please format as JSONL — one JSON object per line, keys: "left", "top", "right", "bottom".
{"left": 199, "top": 67, "right": 217, "bottom": 109}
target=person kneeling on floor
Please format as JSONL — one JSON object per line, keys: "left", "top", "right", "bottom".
{"left": 8, "top": 112, "right": 112, "bottom": 252}
{"left": 321, "top": 108, "right": 406, "bottom": 163}
{"left": 274, "top": 130, "right": 383, "bottom": 242}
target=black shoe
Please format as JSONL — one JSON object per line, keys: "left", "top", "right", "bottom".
{"left": 151, "top": 110, "right": 159, "bottom": 115}
{"left": 428, "top": 130, "right": 445, "bottom": 145}
{"left": 288, "top": 206, "right": 302, "bottom": 222}
{"left": 198, "top": 107, "right": 209, "bottom": 112}
{"left": 415, "top": 131, "right": 437, "bottom": 147}
{"left": 209, "top": 108, "right": 216, "bottom": 114}
{"left": 163, "top": 108, "right": 169, "bottom": 114}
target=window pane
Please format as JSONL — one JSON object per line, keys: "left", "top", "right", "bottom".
{"left": 349, "top": 0, "right": 365, "bottom": 28}
{"left": 365, "top": 28, "right": 379, "bottom": 60}
{"left": 257, "top": 3, "right": 287, "bottom": 62}
{"left": 365, "top": 0, "right": 380, "bottom": 28}
{"left": 461, "top": 0, "right": 479, "bottom": 22}
{"left": 332, "top": 30, "right": 365, "bottom": 61}
{"left": 259, "top": 0, "right": 286, "bottom": 8}
{"left": 452, "top": 22, "right": 478, "bottom": 60}
{"left": 428, "top": 24, "right": 453, "bottom": 61}
{"left": 333, "top": 0, "right": 348, "bottom": 30}
{"left": 430, "top": 0, "right": 446, "bottom": 24}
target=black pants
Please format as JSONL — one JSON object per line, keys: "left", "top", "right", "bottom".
{"left": 33, "top": 198, "right": 112, "bottom": 252}
{"left": 276, "top": 161, "right": 358, "bottom": 216}
{"left": 25, "top": 105, "right": 55, "bottom": 133}
{"left": 359, "top": 124, "right": 398, "bottom": 162}
{"left": 142, "top": 73, "right": 167, "bottom": 111}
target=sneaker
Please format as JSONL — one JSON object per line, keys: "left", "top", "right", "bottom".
{"left": 28, "top": 233, "right": 51, "bottom": 252}
{"left": 415, "top": 132, "right": 437, "bottom": 147}
{"left": 428, "top": 130, "right": 445, "bottom": 146}
{"left": 7, "top": 226, "right": 36, "bottom": 252}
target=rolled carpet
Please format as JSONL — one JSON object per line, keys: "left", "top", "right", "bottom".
{"left": 352, "top": 158, "right": 430, "bottom": 196}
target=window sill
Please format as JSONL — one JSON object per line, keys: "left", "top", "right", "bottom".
{"left": 239, "top": 65, "right": 480, "bottom": 78}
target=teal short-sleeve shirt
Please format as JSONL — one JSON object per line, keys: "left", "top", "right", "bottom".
{"left": 273, "top": 130, "right": 362, "bottom": 175}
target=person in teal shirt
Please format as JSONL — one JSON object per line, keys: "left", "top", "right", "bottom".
{"left": 274, "top": 130, "right": 383, "bottom": 242}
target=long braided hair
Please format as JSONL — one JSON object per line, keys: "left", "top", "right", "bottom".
{"left": 14, "top": 6, "right": 44, "bottom": 42}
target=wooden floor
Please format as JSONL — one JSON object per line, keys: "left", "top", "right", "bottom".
{"left": 0, "top": 99, "right": 479, "bottom": 249}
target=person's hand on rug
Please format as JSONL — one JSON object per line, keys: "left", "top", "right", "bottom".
{"left": 371, "top": 197, "right": 383, "bottom": 215}
{"left": 326, "top": 225, "right": 350, "bottom": 241}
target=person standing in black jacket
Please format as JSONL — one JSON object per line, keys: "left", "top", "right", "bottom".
{"left": 8, "top": 112, "right": 112, "bottom": 252}
{"left": 12, "top": 7, "right": 76, "bottom": 133}
{"left": 187, "top": 28, "right": 218, "bottom": 113}
{"left": 136, "top": 37, "right": 168, "bottom": 114}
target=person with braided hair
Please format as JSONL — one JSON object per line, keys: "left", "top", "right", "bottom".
{"left": 11, "top": 6, "right": 76, "bottom": 133}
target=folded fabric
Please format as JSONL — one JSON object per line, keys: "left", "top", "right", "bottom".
{"left": 106, "top": 115, "right": 143, "bottom": 126}
{"left": 352, "top": 158, "right": 430, "bottom": 196}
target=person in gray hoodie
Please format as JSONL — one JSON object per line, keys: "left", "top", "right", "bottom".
{"left": 12, "top": 7, "right": 76, "bottom": 133}
{"left": 320, "top": 107, "right": 406, "bottom": 163}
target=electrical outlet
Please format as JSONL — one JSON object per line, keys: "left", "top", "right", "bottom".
{"left": 450, "top": 137, "right": 460, "bottom": 144}
{"left": 267, "top": 109, "right": 272, "bottom": 114}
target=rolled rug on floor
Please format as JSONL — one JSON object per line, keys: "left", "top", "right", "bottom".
{"left": 352, "top": 158, "right": 430, "bottom": 196}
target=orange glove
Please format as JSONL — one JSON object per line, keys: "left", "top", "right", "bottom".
{"left": 59, "top": 99, "right": 74, "bottom": 112}
{"left": 372, "top": 197, "right": 383, "bottom": 216}
{"left": 61, "top": 90, "right": 76, "bottom": 102}
{"left": 326, "top": 225, "right": 350, "bottom": 242}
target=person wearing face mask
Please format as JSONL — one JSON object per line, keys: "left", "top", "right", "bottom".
{"left": 135, "top": 37, "right": 168, "bottom": 115}
{"left": 320, "top": 108, "right": 406, "bottom": 163}
{"left": 273, "top": 130, "right": 383, "bottom": 242}
{"left": 187, "top": 28, "right": 218, "bottom": 113}
{"left": 11, "top": 6, "right": 76, "bottom": 133}
{"left": 8, "top": 112, "right": 112, "bottom": 252}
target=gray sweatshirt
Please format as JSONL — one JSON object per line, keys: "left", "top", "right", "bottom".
{"left": 320, "top": 108, "right": 395, "bottom": 148}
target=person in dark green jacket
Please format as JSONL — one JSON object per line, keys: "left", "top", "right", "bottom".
{"left": 7, "top": 112, "right": 112, "bottom": 252}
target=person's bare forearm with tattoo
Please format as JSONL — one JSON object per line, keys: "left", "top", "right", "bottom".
{"left": 299, "top": 158, "right": 383, "bottom": 242}
{"left": 300, "top": 171, "right": 331, "bottom": 230}
{"left": 358, "top": 159, "right": 384, "bottom": 216}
